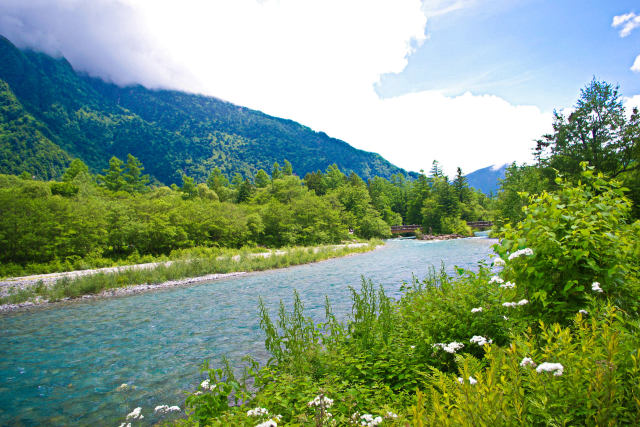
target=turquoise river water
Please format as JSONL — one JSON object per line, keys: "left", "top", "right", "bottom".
{"left": 0, "top": 236, "right": 497, "bottom": 425}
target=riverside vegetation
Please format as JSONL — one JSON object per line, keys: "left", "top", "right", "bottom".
{"left": 151, "top": 80, "right": 639, "bottom": 426}
{"left": 0, "top": 156, "right": 489, "bottom": 279}
{"left": 170, "top": 168, "right": 640, "bottom": 426}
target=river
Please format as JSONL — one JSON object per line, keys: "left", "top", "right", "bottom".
{"left": 0, "top": 235, "right": 496, "bottom": 425}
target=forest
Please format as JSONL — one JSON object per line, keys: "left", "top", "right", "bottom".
{"left": 0, "top": 154, "right": 490, "bottom": 277}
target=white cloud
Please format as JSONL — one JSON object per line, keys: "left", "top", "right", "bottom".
{"left": 625, "top": 95, "right": 640, "bottom": 112}
{"left": 632, "top": 54, "right": 640, "bottom": 72}
{"left": 612, "top": 12, "right": 640, "bottom": 37}
{"left": 0, "top": 0, "right": 552, "bottom": 176}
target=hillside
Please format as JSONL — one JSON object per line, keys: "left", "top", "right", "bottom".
{"left": 0, "top": 35, "right": 415, "bottom": 184}
{"left": 465, "top": 163, "right": 508, "bottom": 195}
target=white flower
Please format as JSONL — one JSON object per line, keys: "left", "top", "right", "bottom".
{"left": 579, "top": 309, "right": 588, "bottom": 315}
{"left": 360, "top": 413, "right": 383, "bottom": 426}
{"left": 457, "top": 376, "right": 477, "bottom": 385}
{"left": 471, "top": 307, "right": 483, "bottom": 313}
{"left": 592, "top": 282, "right": 603, "bottom": 293}
{"left": 200, "top": 379, "right": 216, "bottom": 391}
{"left": 470, "top": 335, "right": 492, "bottom": 346}
{"left": 118, "top": 423, "right": 131, "bottom": 427}
{"left": 255, "top": 421, "right": 277, "bottom": 427}
{"left": 274, "top": 415, "right": 282, "bottom": 421}
{"left": 385, "top": 411, "right": 398, "bottom": 419}
{"left": 503, "top": 300, "right": 527, "bottom": 308}
{"left": 489, "top": 276, "right": 504, "bottom": 284}
{"left": 193, "top": 391, "right": 202, "bottom": 396}
{"left": 500, "top": 281, "right": 516, "bottom": 289}
{"left": 116, "top": 383, "right": 130, "bottom": 392}
{"left": 536, "top": 362, "right": 564, "bottom": 376}
{"left": 520, "top": 357, "right": 536, "bottom": 367}
{"left": 126, "top": 407, "right": 143, "bottom": 420}
{"left": 410, "top": 345, "right": 416, "bottom": 349}
{"left": 433, "top": 341, "right": 465, "bottom": 353}
{"left": 503, "top": 315, "right": 509, "bottom": 320}
{"left": 247, "top": 407, "right": 270, "bottom": 417}
{"left": 308, "top": 395, "right": 333, "bottom": 408}
{"left": 508, "top": 248, "right": 533, "bottom": 260}
{"left": 494, "top": 257, "right": 506, "bottom": 267}
{"left": 155, "top": 405, "right": 181, "bottom": 414}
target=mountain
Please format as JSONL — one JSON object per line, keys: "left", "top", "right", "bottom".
{"left": 0, "top": 35, "right": 416, "bottom": 184}
{"left": 465, "top": 163, "right": 508, "bottom": 195}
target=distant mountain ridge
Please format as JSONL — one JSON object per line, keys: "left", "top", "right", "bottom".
{"left": 0, "top": 35, "right": 416, "bottom": 184}
{"left": 464, "top": 163, "right": 508, "bottom": 195}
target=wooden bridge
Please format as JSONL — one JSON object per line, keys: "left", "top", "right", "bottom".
{"left": 390, "top": 225, "right": 421, "bottom": 234}
{"left": 466, "top": 221, "right": 493, "bottom": 229}
{"left": 391, "top": 221, "right": 493, "bottom": 234}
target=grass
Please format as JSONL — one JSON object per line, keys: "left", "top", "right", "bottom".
{"left": 0, "top": 240, "right": 383, "bottom": 306}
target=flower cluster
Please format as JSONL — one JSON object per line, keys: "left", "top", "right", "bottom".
{"left": 200, "top": 379, "right": 216, "bottom": 391}
{"left": 385, "top": 411, "right": 398, "bottom": 419}
{"left": 118, "top": 423, "right": 131, "bottom": 427}
{"left": 432, "top": 341, "right": 465, "bottom": 353}
{"left": 592, "top": 282, "right": 603, "bottom": 293}
{"left": 493, "top": 257, "right": 506, "bottom": 267}
{"left": 307, "top": 395, "right": 334, "bottom": 408}
{"left": 154, "top": 405, "right": 180, "bottom": 414}
{"left": 470, "top": 335, "right": 492, "bottom": 346}
{"left": 503, "top": 299, "right": 528, "bottom": 308}
{"left": 499, "top": 281, "right": 516, "bottom": 289}
{"left": 579, "top": 309, "right": 588, "bottom": 315}
{"left": 471, "top": 307, "right": 483, "bottom": 313}
{"left": 457, "top": 376, "right": 477, "bottom": 385}
{"left": 255, "top": 420, "right": 277, "bottom": 427}
{"left": 520, "top": 357, "right": 536, "bottom": 368}
{"left": 247, "top": 407, "right": 270, "bottom": 417}
{"left": 126, "top": 407, "right": 143, "bottom": 420}
{"left": 489, "top": 276, "right": 504, "bottom": 284}
{"left": 508, "top": 248, "right": 533, "bottom": 260}
{"left": 360, "top": 413, "right": 383, "bottom": 426}
{"left": 536, "top": 362, "right": 564, "bottom": 376}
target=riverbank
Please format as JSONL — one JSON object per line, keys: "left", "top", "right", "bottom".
{"left": 0, "top": 241, "right": 383, "bottom": 313}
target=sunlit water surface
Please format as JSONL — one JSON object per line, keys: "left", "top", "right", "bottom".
{"left": 0, "top": 236, "right": 496, "bottom": 425}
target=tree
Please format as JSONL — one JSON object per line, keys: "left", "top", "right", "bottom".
{"left": 122, "top": 154, "right": 150, "bottom": 193}
{"left": 180, "top": 174, "right": 197, "bottom": 200}
{"left": 254, "top": 169, "right": 271, "bottom": 188}
{"left": 236, "top": 178, "right": 255, "bottom": 203}
{"left": 283, "top": 159, "right": 293, "bottom": 176}
{"left": 271, "top": 162, "right": 283, "bottom": 180}
{"left": 207, "top": 167, "right": 229, "bottom": 191}
{"left": 62, "top": 159, "right": 89, "bottom": 182}
{"left": 535, "top": 79, "right": 639, "bottom": 179}
{"left": 100, "top": 156, "right": 126, "bottom": 192}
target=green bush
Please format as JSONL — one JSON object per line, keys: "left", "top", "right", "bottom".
{"left": 496, "top": 166, "right": 640, "bottom": 323}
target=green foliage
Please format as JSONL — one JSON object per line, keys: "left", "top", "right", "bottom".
{"left": 497, "top": 167, "right": 640, "bottom": 322}
{"left": 536, "top": 79, "right": 639, "bottom": 179}
{"left": 179, "top": 166, "right": 640, "bottom": 426}
{"left": 0, "top": 36, "right": 415, "bottom": 184}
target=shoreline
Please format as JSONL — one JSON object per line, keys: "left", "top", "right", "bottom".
{"left": 0, "top": 243, "right": 384, "bottom": 314}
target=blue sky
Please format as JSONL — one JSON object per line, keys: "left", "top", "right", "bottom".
{"left": 1, "top": 0, "right": 639, "bottom": 175}
{"left": 378, "top": 0, "right": 640, "bottom": 111}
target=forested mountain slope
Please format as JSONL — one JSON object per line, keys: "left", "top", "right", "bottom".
{"left": 0, "top": 35, "right": 415, "bottom": 184}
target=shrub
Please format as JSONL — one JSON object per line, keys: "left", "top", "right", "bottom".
{"left": 496, "top": 166, "right": 640, "bottom": 323}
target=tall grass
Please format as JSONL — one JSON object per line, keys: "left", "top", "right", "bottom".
{"left": 0, "top": 241, "right": 382, "bottom": 305}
